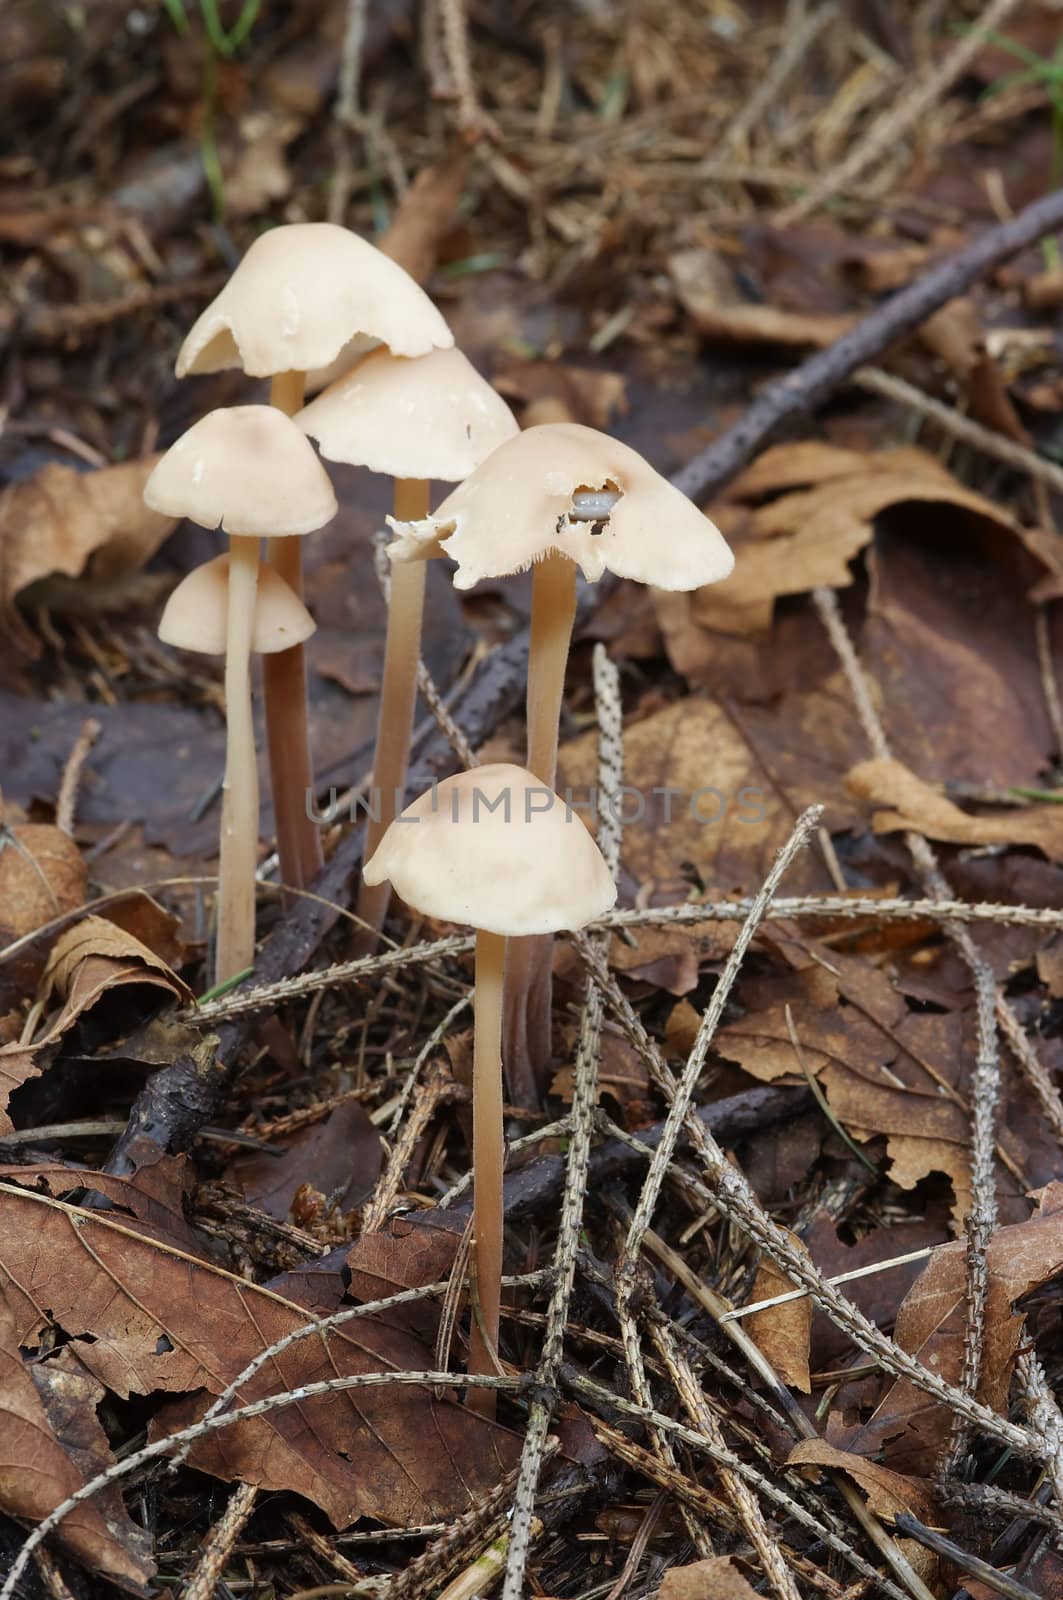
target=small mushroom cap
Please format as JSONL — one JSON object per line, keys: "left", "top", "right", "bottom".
{"left": 144, "top": 407, "right": 337, "bottom": 537}
{"left": 158, "top": 554, "right": 316, "bottom": 656}
{"left": 176, "top": 223, "right": 453, "bottom": 378}
{"left": 386, "top": 422, "right": 735, "bottom": 591}
{"left": 296, "top": 346, "right": 519, "bottom": 481}
{"left": 362, "top": 763, "right": 616, "bottom": 937}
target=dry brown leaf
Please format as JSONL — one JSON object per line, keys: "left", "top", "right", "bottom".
{"left": 0, "top": 916, "right": 192, "bottom": 1133}
{"left": 787, "top": 1438, "right": 935, "bottom": 1521}
{"left": 847, "top": 756, "right": 1063, "bottom": 861}
{"left": 688, "top": 443, "right": 1024, "bottom": 638}
{"left": 558, "top": 698, "right": 835, "bottom": 900}
{"left": 659, "top": 1554, "right": 762, "bottom": 1599}
{"left": 0, "top": 823, "right": 86, "bottom": 945}
{"left": 670, "top": 248, "right": 855, "bottom": 347}
{"left": 233, "top": 1102, "right": 383, "bottom": 1222}
{"left": 831, "top": 1183, "right": 1063, "bottom": 1473}
{"left": 0, "top": 1298, "right": 154, "bottom": 1592}
{"left": 748, "top": 1231, "right": 812, "bottom": 1392}
{"left": 0, "top": 1183, "right": 517, "bottom": 1529}
{"left": 379, "top": 151, "right": 469, "bottom": 284}
{"left": 0, "top": 455, "right": 175, "bottom": 613}
{"left": 493, "top": 361, "right": 628, "bottom": 429}
{"left": 715, "top": 939, "right": 989, "bottom": 1222}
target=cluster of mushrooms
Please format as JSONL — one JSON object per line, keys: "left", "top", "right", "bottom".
{"left": 146, "top": 221, "right": 734, "bottom": 1411}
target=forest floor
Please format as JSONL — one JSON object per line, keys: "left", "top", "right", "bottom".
{"left": 5, "top": 2, "right": 1063, "bottom": 1597}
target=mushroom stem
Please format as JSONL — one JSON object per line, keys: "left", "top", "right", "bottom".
{"left": 216, "top": 534, "right": 260, "bottom": 985}
{"left": 355, "top": 478, "right": 430, "bottom": 944}
{"left": 469, "top": 927, "right": 506, "bottom": 1419}
{"left": 502, "top": 551, "right": 579, "bottom": 1105}
{"left": 262, "top": 369, "right": 323, "bottom": 897}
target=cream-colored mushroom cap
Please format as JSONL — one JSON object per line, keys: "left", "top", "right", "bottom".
{"left": 175, "top": 223, "right": 453, "bottom": 378}
{"left": 144, "top": 407, "right": 337, "bottom": 537}
{"left": 362, "top": 764, "right": 616, "bottom": 938}
{"left": 158, "top": 554, "right": 316, "bottom": 656}
{"left": 386, "top": 422, "right": 735, "bottom": 591}
{"left": 296, "top": 346, "right": 519, "bottom": 481}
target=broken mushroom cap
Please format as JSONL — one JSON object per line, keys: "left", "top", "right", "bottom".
{"left": 176, "top": 223, "right": 453, "bottom": 379}
{"left": 385, "top": 421, "right": 735, "bottom": 590}
{"left": 362, "top": 763, "right": 616, "bottom": 938}
{"left": 159, "top": 554, "right": 316, "bottom": 656}
{"left": 296, "top": 346, "right": 520, "bottom": 482}
{"left": 144, "top": 407, "right": 337, "bottom": 537}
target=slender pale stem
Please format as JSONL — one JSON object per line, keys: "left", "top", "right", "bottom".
{"left": 263, "top": 369, "right": 322, "bottom": 897}
{"left": 503, "top": 552, "right": 579, "bottom": 1105}
{"left": 526, "top": 551, "right": 578, "bottom": 788}
{"left": 356, "top": 478, "right": 430, "bottom": 942}
{"left": 468, "top": 927, "right": 506, "bottom": 1419}
{"left": 216, "top": 535, "right": 259, "bottom": 984}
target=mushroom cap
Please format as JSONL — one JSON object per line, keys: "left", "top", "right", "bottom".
{"left": 362, "top": 763, "right": 616, "bottom": 937}
{"left": 296, "top": 346, "right": 520, "bottom": 481}
{"left": 158, "top": 554, "right": 316, "bottom": 655}
{"left": 144, "top": 407, "right": 337, "bottom": 537}
{"left": 386, "top": 422, "right": 735, "bottom": 591}
{"left": 176, "top": 223, "right": 453, "bottom": 378}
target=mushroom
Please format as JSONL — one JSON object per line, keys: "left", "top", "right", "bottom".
{"left": 363, "top": 762, "right": 615, "bottom": 1416}
{"left": 296, "top": 345, "right": 519, "bottom": 940}
{"left": 145, "top": 406, "right": 336, "bottom": 983}
{"left": 387, "top": 422, "right": 734, "bottom": 1105}
{"left": 175, "top": 223, "right": 453, "bottom": 896}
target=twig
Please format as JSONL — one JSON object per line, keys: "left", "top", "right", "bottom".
{"left": 853, "top": 367, "right": 1063, "bottom": 498}
{"left": 1035, "top": 605, "right": 1063, "bottom": 759}
{"left": 720, "top": 3, "right": 837, "bottom": 154}
{"left": 55, "top": 718, "right": 100, "bottom": 836}
{"left": 721, "top": 1245, "right": 934, "bottom": 1321}
{"left": 329, "top": 0, "right": 369, "bottom": 224}
{"left": 501, "top": 645, "right": 626, "bottom": 1599}
{"left": 565, "top": 1371, "right": 913, "bottom": 1600}
{"left": 180, "top": 1481, "right": 258, "bottom": 1600}
{"left": 776, "top": 0, "right": 1025, "bottom": 225}
{"left": 672, "top": 185, "right": 1063, "bottom": 505}
{"left": 892, "top": 1512, "right": 1040, "bottom": 1600}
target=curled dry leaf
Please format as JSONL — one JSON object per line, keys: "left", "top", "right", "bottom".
{"left": 0, "top": 915, "right": 191, "bottom": 1133}
{"left": 747, "top": 1229, "right": 812, "bottom": 1393}
{"left": 0, "top": 1184, "right": 517, "bottom": 1530}
{"left": 847, "top": 756, "right": 1063, "bottom": 862}
{"left": 830, "top": 1183, "right": 1063, "bottom": 1473}
{"left": 787, "top": 1438, "right": 936, "bottom": 1522}
{"left": 670, "top": 248, "right": 856, "bottom": 348}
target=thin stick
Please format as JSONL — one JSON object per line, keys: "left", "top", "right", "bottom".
{"left": 467, "top": 928, "right": 506, "bottom": 1416}
{"left": 216, "top": 534, "right": 260, "bottom": 983}
{"left": 357, "top": 480, "right": 430, "bottom": 942}
{"left": 262, "top": 369, "right": 322, "bottom": 897}
{"left": 721, "top": 1245, "right": 934, "bottom": 1320}
{"left": 893, "top": 1513, "right": 1040, "bottom": 1600}
{"left": 55, "top": 718, "right": 101, "bottom": 836}
{"left": 180, "top": 1481, "right": 258, "bottom": 1600}
{"left": 776, "top": 0, "right": 1024, "bottom": 225}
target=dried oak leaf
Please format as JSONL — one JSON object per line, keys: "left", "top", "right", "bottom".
{"left": 847, "top": 756, "right": 1063, "bottom": 862}
{"left": 830, "top": 1183, "right": 1063, "bottom": 1473}
{"left": 0, "top": 1298, "right": 153, "bottom": 1592}
{"left": 715, "top": 937, "right": 1007, "bottom": 1223}
{"left": 0, "top": 1153, "right": 199, "bottom": 1253}
{"left": 747, "top": 1230, "right": 812, "bottom": 1393}
{"left": 233, "top": 1101, "right": 383, "bottom": 1222}
{"left": 659, "top": 1554, "right": 762, "bottom": 1599}
{"left": 558, "top": 698, "right": 835, "bottom": 900}
{"left": 687, "top": 443, "right": 1025, "bottom": 638}
{"left": 1, "top": 456, "right": 176, "bottom": 652}
{"left": 0, "top": 1183, "right": 515, "bottom": 1529}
